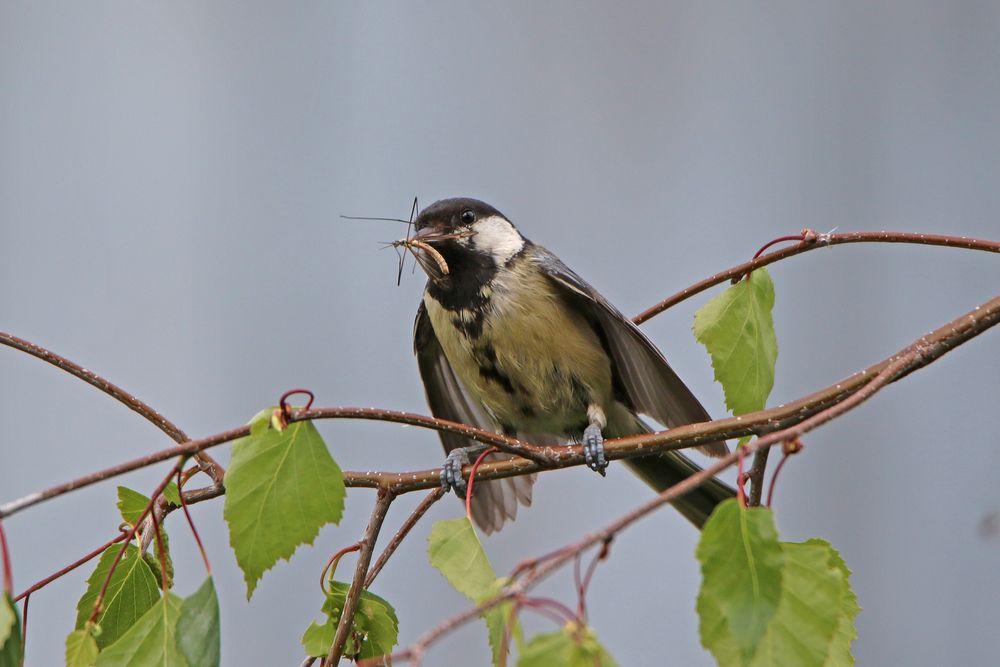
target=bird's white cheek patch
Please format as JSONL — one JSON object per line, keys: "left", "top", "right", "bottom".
{"left": 472, "top": 216, "right": 525, "bottom": 265}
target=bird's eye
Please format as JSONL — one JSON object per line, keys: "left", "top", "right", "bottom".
{"left": 460, "top": 210, "right": 476, "bottom": 224}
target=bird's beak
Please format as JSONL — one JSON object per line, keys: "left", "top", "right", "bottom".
{"left": 413, "top": 225, "right": 445, "bottom": 243}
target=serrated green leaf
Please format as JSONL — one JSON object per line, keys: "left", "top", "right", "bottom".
{"left": 75, "top": 544, "right": 161, "bottom": 648}
{"left": 697, "top": 530, "right": 859, "bottom": 667}
{"left": 697, "top": 499, "right": 784, "bottom": 661}
{"left": 428, "top": 518, "right": 521, "bottom": 665}
{"left": 117, "top": 486, "right": 153, "bottom": 526}
{"left": 748, "top": 541, "right": 845, "bottom": 666}
{"left": 312, "top": 580, "right": 399, "bottom": 660}
{"left": 66, "top": 628, "right": 99, "bottom": 667}
{"left": 693, "top": 267, "right": 778, "bottom": 416}
{"left": 810, "top": 539, "right": 860, "bottom": 666}
{"left": 175, "top": 577, "right": 220, "bottom": 667}
{"left": 162, "top": 482, "right": 182, "bottom": 508}
{"left": 223, "top": 414, "right": 345, "bottom": 598}
{"left": 301, "top": 618, "right": 336, "bottom": 658}
{"left": 518, "top": 625, "right": 619, "bottom": 667}
{"left": 0, "top": 595, "right": 21, "bottom": 667}
{"left": 95, "top": 593, "right": 187, "bottom": 666}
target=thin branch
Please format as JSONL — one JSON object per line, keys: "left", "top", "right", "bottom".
{"left": 0, "top": 517, "right": 12, "bottom": 596}
{"left": 175, "top": 469, "right": 213, "bottom": 575}
{"left": 365, "top": 488, "right": 446, "bottom": 588}
{"left": 746, "top": 448, "right": 771, "bottom": 507}
{"left": 3, "top": 292, "right": 998, "bottom": 520}
{"left": 766, "top": 437, "right": 803, "bottom": 507}
{"left": 633, "top": 230, "right": 1000, "bottom": 324}
{"left": 0, "top": 331, "right": 224, "bottom": 483}
{"left": 327, "top": 489, "right": 396, "bottom": 664}
{"left": 14, "top": 530, "right": 129, "bottom": 603}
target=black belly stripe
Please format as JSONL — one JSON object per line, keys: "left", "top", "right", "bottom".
{"left": 451, "top": 314, "right": 484, "bottom": 339}
{"left": 473, "top": 343, "right": 516, "bottom": 394}
{"left": 478, "top": 363, "right": 516, "bottom": 395}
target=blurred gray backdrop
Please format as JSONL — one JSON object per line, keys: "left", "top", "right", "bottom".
{"left": 2, "top": 2, "right": 999, "bottom": 665}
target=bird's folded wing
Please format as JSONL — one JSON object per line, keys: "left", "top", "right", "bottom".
{"left": 532, "top": 248, "right": 728, "bottom": 458}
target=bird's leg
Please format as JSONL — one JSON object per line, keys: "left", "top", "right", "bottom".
{"left": 582, "top": 404, "right": 609, "bottom": 476}
{"left": 440, "top": 444, "right": 490, "bottom": 495}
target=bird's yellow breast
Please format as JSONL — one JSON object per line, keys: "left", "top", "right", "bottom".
{"left": 424, "top": 260, "right": 612, "bottom": 435}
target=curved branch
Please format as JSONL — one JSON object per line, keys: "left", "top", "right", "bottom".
{"left": 633, "top": 230, "right": 1000, "bottom": 324}
{"left": 3, "top": 292, "right": 997, "bottom": 521}
{"left": 0, "top": 331, "right": 224, "bottom": 482}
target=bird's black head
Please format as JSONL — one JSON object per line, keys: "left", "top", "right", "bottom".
{"left": 410, "top": 198, "right": 528, "bottom": 292}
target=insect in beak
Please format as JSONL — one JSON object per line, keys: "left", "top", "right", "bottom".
{"left": 393, "top": 236, "right": 450, "bottom": 277}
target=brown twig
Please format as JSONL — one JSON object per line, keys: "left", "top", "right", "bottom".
{"left": 633, "top": 230, "right": 1000, "bottom": 324}
{"left": 746, "top": 448, "right": 771, "bottom": 507}
{"left": 175, "top": 469, "right": 213, "bottom": 575}
{"left": 0, "top": 332, "right": 225, "bottom": 483}
{"left": 320, "top": 543, "right": 361, "bottom": 594}
{"left": 327, "top": 489, "right": 396, "bottom": 664}
{"left": 0, "top": 517, "right": 12, "bottom": 596}
{"left": 14, "top": 529, "right": 129, "bottom": 603}
{"left": 465, "top": 447, "right": 498, "bottom": 519}
{"left": 3, "top": 291, "right": 998, "bottom": 521}
{"left": 365, "top": 488, "right": 446, "bottom": 588}
{"left": 767, "top": 437, "right": 803, "bottom": 507}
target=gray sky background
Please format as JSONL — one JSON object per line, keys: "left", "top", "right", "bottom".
{"left": 2, "top": 3, "right": 999, "bottom": 665}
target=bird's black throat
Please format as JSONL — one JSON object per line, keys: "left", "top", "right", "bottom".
{"left": 424, "top": 243, "right": 498, "bottom": 313}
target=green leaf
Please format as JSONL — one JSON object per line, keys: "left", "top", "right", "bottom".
{"left": 117, "top": 486, "right": 153, "bottom": 526}
{"left": 697, "top": 499, "right": 784, "bottom": 661}
{"left": 428, "top": 518, "right": 498, "bottom": 599}
{"left": 693, "top": 267, "right": 778, "bottom": 416}
{"left": 143, "top": 532, "right": 174, "bottom": 591}
{"left": 66, "top": 628, "right": 99, "bottom": 667}
{"left": 161, "top": 482, "right": 182, "bottom": 508}
{"left": 75, "top": 544, "right": 161, "bottom": 648}
{"left": 811, "top": 539, "right": 860, "bottom": 666}
{"left": 311, "top": 581, "right": 399, "bottom": 660}
{"left": 301, "top": 618, "right": 336, "bottom": 658}
{"left": 0, "top": 595, "right": 22, "bottom": 667}
{"left": 697, "top": 524, "right": 860, "bottom": 666}
{"left": 518, "top": 625, "right": 619, "bottom": 667}
{"left": 95, "top": 593, "right": 187, "bottom": 666}
{"left": 748, "top": 541, "right": 845, "bottom": 666}
{"left": 175, "top": 577, "right": 221, "bottom": 667}
{"left": 223, "top": 413, "right": 345, "bottom": 598}
{"left": 428, "top": 518, "right": 521, "bottom": 665}
{"left": 118, "top": 486, "right": 174, "bottom": 589}
{"left": 0, "top": 594, "right": 14, "bottom": 650}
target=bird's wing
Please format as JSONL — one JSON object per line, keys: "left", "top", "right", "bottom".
{"left": 413, "top": 301, "right": 537, "bottom": 533}
{"left": 532, "top": 247, "right": 728, "bottom": 457}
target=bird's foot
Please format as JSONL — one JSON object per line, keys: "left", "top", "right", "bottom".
{"left": 582, "top": 424, "right": 608, "bottom": 476}
{"left": 440, "top": 446, "right": 488, "bottom": 495}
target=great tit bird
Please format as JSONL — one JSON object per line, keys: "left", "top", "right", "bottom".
{"left": 409, "top": 198, "right": 735, "bottom": 533}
